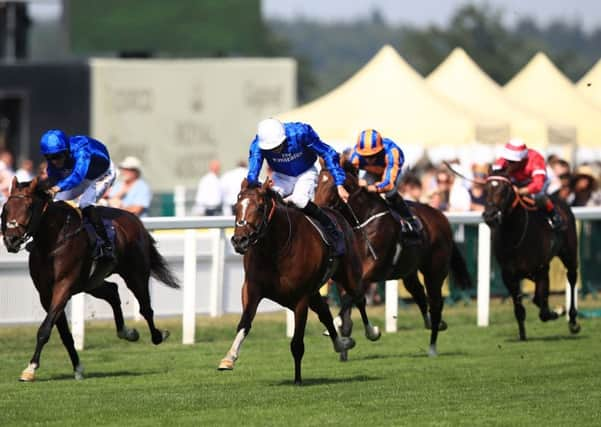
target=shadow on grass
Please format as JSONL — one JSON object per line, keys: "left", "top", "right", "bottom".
{"left": 505, "top": 334, "right": 586, "bottom": 343}
{"left": 39, "top": 370, "right": 156, "bottom": 382}
{"left": 273, "top": 375, "right": 381, "bottom": 387}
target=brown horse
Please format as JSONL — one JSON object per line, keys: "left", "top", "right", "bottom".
{"left": 218, "top": 179, "right": 379, "bottom": 384}
{"left": 482, "top": 172, "right": 580, "bottom": 340}
{"left": 315, "top": 161, "right": 472, "bottom": 357}
{"left": 1, "top": 177, "right": 180, "bottom": 381}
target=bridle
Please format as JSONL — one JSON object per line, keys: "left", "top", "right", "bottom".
{"left": 3, "top": 192, "right": 49, "bottom": 248}
{"left": 235, "top": 194, "right": 277, "bottom": 247}
{"left": 485, "top": 176, "right": 537, "bottom": 248}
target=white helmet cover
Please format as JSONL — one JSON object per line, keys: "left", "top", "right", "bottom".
{"left": 257, "top": 118, "right": 286, "bottom": 150}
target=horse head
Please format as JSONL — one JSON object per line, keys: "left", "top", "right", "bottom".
{"left": 314, "top": 160, "right": 362, "bottom": 208}
{"left": 1, "top": 176, "right": 52, "bottom": 252}
{"left": 231, "top": 178, "right": 277, "bottom": 254}
{"left": 482, "top": 171, "right": 518, "bottom": 227}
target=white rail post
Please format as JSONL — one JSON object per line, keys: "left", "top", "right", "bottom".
{"left": 182, "top": 229, "right": 197, "bottom": 344}
{"left": 209, "top": 228, "right": 225, "bottom": 317}
{"left": 477, "top": 223, "right": 491, "bottom": 327}
{"left": 70, "top": 293, "right": 86, "bottom": 350}
{"left": 174, "top": 185, "right": 187, "bottom": 217}
{"left": 385, "top": 280, "right": 398, "bottom": 333}
{"left": 286, "top": 309, "right": 294, "bottom": 337}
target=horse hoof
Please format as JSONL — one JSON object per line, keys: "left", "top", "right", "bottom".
{"left": 19, "top": 371, "right": 35, "bottom": 382}
{"left": 322, "top": 329, "right": 330, "bottom": 337}
{"left": 428, "top": 345, "right": 438, "bottom": 357}
{"left": 339, "top": 350, "right": 348, "bottom": 362}
{"left": 554, "top": 306, "right": 566, "bottom": 317}
{"left": 19, "top": 364, "right": 36, "bottom": 382}
{"left": 74, "top": 364, "right": 84, "bottom": 381}
{"left": 118, "top": 327, "right": 140, "bottom": 342}
{"left": 365, "top": 325, "right": 381, "bottom": 341}
{"left": 161, "top": 330, "right": 170, "bottom": 341}
{"left": 569, "top": 323, "right": 581, "bottom": 334}
{"left": 334, "top": 336, "right": 356, "bottom": 352}
{"left": 218, "top": 358, "right": 234, "bottom": 370}
{"left": 438, "top": 320, "right": 448, "bottom": 331}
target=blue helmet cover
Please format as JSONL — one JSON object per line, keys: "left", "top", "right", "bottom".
{"left": 40, "top": 130, "right": 68, "bottom": 155}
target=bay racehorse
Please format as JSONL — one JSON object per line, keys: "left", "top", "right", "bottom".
{"left": 1, "top": 177, "right": 180, "bottom": 381}
{"left": 218, "top": 179, "right": 380, "bottom": 384}
{"left": 315, "top": 161, "right": 472, "bottom": 357}
{"left": 482, "top": 172, "right": 580, "bottom": 340}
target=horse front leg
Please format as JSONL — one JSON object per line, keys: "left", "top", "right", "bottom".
{"left": 502, "top": 270, "right": 527, "bottom": 340}
{"left": 55, "top": 312, "right": 84, "bottom": 380}
{"left": 566, "top": 267, "right": 581, "bottom": 334}
{"left": 20, "top": 283, "right": 71, "bottom": 382}
{"left": 218, "top": 281, "right": 261, "bottom": 371}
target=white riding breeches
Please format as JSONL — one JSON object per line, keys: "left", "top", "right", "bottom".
{"left": 271, "top": 166, "right": 318, "bottom": 209}
{"left": 55, "top": 161, "right": 117, "bottom": 208}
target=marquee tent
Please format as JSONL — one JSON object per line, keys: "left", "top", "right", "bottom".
{"left": 577, "top": 58, "right": 601, "bottom": 109}
{"left": 504, "top": 53, "right": 601, "bottom": 148}
{"left": 427, "top": 47, "right": 548, "bottom": 148}
{"left": 277, "top": 45, "right": 476, "bottom": 158}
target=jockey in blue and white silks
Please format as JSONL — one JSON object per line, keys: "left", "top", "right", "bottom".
{"left": 40, "top": 129, "right": 116, "bottom": 260}
{"left": 349, "top": 129, "right": 421, "bottom": 237}
{"left": 246, "top": 118, "right": 349, "bottom": 255}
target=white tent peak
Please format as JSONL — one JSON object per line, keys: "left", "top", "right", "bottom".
{"left": 277, "top": 45, "right": 475, "bottom": 148}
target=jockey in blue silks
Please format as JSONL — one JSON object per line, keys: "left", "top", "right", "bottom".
{"left": 246, "top": 118, "right": 349, "bottom": 255}
{"left": 40, "top": 129, "right": 117, "bottom": 260}
{"left": 349, "top": 129, "right": 421, "bottom": 238}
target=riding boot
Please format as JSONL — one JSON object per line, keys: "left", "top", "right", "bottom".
{"left": 82, "top": 206, "right": 115, "bottom": 261}
{"left": 540, "top": 196, "right": 564, "bottom": 230}
{"left": 302, "top": 201, "right": 345, "bottom": 256}
{"left": 386, "top": 192, "right": 422, "bottom": 237}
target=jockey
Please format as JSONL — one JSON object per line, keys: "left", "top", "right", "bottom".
{"left": 349, "top": 129, "right": 421, "bottom": 237}
{"left": 493, "top": 138, "right": 563, "bottom": 229}
{"left": 40, "top": 129, "right": 117, "bottom": 260}
{"left": 246, "top": 118, "right": 349, "bottom": 256}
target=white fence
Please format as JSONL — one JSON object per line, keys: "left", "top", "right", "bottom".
{"left": 2, "top": 208, "right": 600, "bottom": 350}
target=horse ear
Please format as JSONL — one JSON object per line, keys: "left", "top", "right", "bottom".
{"left": 261, "top": 179, "right": 273, "bottom": 192}
{"left": 10, "top": 176, "right": 18, "bottom": 193}
{"left": 240, "top": 178, "right": 248, "bottom": 191}
{"left": 29, "top": 176, "right": 38, "bottom": 190}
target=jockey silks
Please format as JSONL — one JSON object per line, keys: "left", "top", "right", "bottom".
{"left": 247, "top": 122, "right": 345, "bottom": 186}
{"left": 46, "top": 135, "right": 111, "bottom": 191}
{"left": 349, "top": 138, "right": 405, "bottom": 192}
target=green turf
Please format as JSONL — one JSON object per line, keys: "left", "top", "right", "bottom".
{"left": 1, "top": 295, "right": 600, "bottom": 426}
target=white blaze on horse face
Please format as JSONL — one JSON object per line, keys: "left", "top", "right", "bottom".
{"left": 5, "top": 219, "right": 19, "bottom": 229}
{"left": 491, "top": 181, "right": 499, "bottom": 187}
{"left": 236, "top": 198, "right": 250, "bottom": 227}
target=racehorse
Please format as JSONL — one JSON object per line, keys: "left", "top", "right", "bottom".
{"left": 1, "top": 177, "right": 180, "bottom": 381}
{"left": 482, "top": 171, "right": 580, "bottom": 340}
{"left": 314, "top": 161, "right": 472, "bottom": 357}
{"left": 218, "top": 179, "right": 380, "bottom": 384}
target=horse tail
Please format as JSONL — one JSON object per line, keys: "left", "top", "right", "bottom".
{"left": 449, "top": 241, "right": 473, "bottom": 290}
{"left": 148, "top": 235, "right": 180, "bottom": 289}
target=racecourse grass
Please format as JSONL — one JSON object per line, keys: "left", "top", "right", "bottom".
{"left": 1, "top": 295, "right": 600, "bottom": 426}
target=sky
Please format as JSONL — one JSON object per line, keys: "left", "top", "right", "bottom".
{"left": 263, "top": 0, "right": 601, "bottom": 32}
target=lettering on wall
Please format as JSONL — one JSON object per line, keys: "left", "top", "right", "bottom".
{"left": 243, "top": 81, "right": 283, "bottom": 113}
{"left": 106, "top": 86, "right": 155, "bottom": 113}
{"left": 174, "top": 121, "right": 215, "bottom": 145}
{"left": 174, "top": 153, "right": 216, "bottom": 178}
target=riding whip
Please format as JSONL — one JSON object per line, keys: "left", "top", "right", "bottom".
{"left": 344, "top": 201, "right": 378, "bottom": 261}
{"left": 443, "top": 161, "right": 486, "bottom": 185}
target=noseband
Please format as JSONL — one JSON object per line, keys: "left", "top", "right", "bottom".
{"left": 485, "top": 176, "right": 537, "bottom": 214}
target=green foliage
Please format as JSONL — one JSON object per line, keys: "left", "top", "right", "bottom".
{"left": 268, "top": 4, "right": 601, "bottom": 101}
{"left": 1, "top": 298, "right": 600, "bottom": 426}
